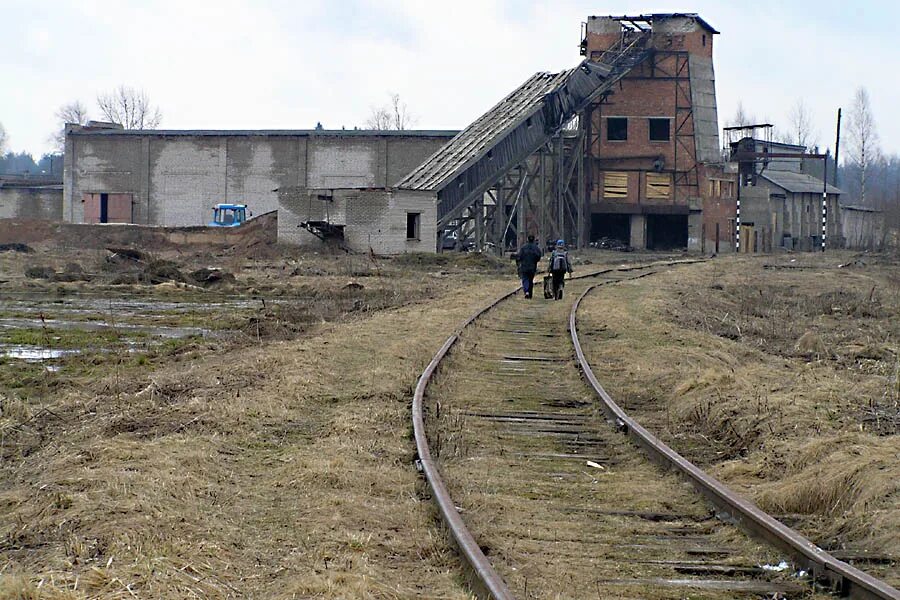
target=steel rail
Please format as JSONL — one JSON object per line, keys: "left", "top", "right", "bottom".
{"left": 570, "top": 282, "right": 900, "bottom": 600}
{"left": 411, "top": 258, "right": 699, "bottom": 599}
{"left": 412, "top": 285, "right": 519, "bottom": 600}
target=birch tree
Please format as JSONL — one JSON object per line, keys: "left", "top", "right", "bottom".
{"left": 787, "top": 99, "right": 818, "bottom": 149}
{"left": 846, "top": 87, "right": 880, "bottom": 205}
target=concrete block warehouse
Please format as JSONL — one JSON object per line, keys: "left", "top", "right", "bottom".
{"left": 59, "top": 13, "right": 844, "bottom": 254}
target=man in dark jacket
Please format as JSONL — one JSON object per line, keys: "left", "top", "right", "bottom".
{"left": 515, "top": 234, "right": 542, "bottom": 299}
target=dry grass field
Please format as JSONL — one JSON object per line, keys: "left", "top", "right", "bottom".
{"left": 577, "top": 252, "right": 899, "bottom": 586}
{"left": 3, "top": 242, "right": 896, "bottom": 598}
{"left": 0, "top": 243, "right": 516, "bottom": 599}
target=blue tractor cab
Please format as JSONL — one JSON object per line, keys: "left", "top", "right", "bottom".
{"left": 209, "top": 203, "right": 248, "bottom": 227}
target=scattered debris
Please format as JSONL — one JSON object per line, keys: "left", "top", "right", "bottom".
{"left": 590, "top": 237, "right": 633, "bottom": 252}
{"left": 106, "top": 247, "right": 147, "bottom": 262}
{"left": 838, "top": 259, "right": 868, "bottom": 269}
{"left": 0, "top": 243, "right": 34, "bottom": 253}
{"left": 759, "top": 560, "right": 790, "bottom": 572}
{"left": 344, "top": 281, "right": 365, "bottom": 291}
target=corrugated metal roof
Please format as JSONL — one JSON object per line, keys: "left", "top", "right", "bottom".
{"left": 396, "top": 34, "right": 650, "bottom": 222}
{"left": 840, "top": 204, "right": 880, "bottom": 212}
{"left": 760, "top": 171, "right": 843, "bottom": 195}
{"left": 396, "top": 70, "right": 573, "bottom": 191}
{"left": 68, "top": 128, "right": 458, "bottom": 138}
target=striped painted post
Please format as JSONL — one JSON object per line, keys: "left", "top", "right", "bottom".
{"left": 822, "top": 192, "right": 827, "bottom": 252}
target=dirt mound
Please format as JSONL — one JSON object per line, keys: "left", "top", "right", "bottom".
{"left": 392, "top": 251, "right": 512, "bottom": 272}
{"left": 795, "top": 330, "right": 828, "bottom": 357}
{"left": 190, "top": 267, "right": 236, "bottom": 287}
{"left": 24, "top": 265, "right": 54, "bottom": 279}
{"left": 52, "top": 262, "right": 92, "bottom": 282}
{"left": 141, "top": 260, "right": 186, "bottom": 284}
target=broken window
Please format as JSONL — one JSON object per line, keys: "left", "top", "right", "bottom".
{"left": 603, "top": 172, "right": 628, "bottom": 198}
{"left": 406, "top": 212, "right": 421, "bottom": 240}
{"left": 646, "top": 173, "right": 671, "bottom": 199}
{"left": 648, "top": 118, "right": 670, "bottom": 142}
{"left": 606, "top": 117, "right": 627, "bottom": 141}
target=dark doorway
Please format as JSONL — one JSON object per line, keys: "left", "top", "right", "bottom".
{"left": 99, "top": 193, "right": 109, "bottom": 223}
{"left": 647, "top": 214, "right": 687, "bottom": 250}
{"left": 591, "top": 213, "right": 630, "bottom": 245}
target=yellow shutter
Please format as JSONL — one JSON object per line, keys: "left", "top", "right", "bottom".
{"left": 646, "top": 173, "right": 671, "bottom": 199}
{"left": 603, "top": 172, "right": 628, "bottom": 198}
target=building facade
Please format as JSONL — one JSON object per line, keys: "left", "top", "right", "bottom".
{"left": 63, "top": 125, "right": 455, "bottom": 253}
{"left": 730, "top": 138, "right": 842, "bottom": 252}
{"left": 582, "top": 14, "right": 731, "bottom": 251}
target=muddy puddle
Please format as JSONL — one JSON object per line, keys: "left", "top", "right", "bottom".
{"left": 0, "top": 294, "right": 253, "bottom": 366}
{"left": 0, "top": 295, "right": 270, "bottom": 318}
{"left": 0, "top": 345, "right": 80, "bottom": 361}
{"left": 0, "top": 317, "right": 213, "bottom": 339}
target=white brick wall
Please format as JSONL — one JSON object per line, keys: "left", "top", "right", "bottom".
{"left": 278, "top": 188, "right": 437, "bottom": 254}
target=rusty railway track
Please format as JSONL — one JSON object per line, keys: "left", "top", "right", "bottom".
{"left": 412, "top": 260, "right": 900, "bottom": 600}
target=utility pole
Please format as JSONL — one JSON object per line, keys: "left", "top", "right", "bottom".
{"left": 822, "top": 153, "right": 828, "bottom": 252}
{"left": 833, "top": 108, "right": 841, "bottom": 188}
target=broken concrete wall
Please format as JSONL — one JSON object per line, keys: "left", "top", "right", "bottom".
{"left": 0, "top": 188, "right": 63, "bottom": 220}
{"left": 64, "top": 131, "right": 454, "bottom": 228}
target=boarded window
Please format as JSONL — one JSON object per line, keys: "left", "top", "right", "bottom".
{"left": 406, "top": 212, "right": 421, "bottom": 239}
{"left": 646, "top": 173, "right": 671, "bottom": 199}
{"left": 603, "top": 172, "right": 628, "bottom": 198}
{"left": 606, "top": 117, "right": 627, "bottom": 141}
{"left": 648, "top": 118, "right": 670, "bottom": 141}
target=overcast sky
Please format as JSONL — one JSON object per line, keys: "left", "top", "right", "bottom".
{"left": 2, "top": 0, "right": 898, "bottom": 158}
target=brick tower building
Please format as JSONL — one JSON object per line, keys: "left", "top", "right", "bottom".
{"left": 582, "top": 14, "right": 734, "bottom": 251}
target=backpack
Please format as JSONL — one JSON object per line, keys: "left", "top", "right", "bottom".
{"left": 551, "top": 250, "right": 567, "bottom": 271}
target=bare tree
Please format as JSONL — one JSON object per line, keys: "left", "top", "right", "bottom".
{"left": 0, "top": 121, "right": 7, "bottom": 154}
{"left": 96, "top": 85, "right": 162, "bottom": 129}
{"left": 50, "top": 101, "right": 90, "bottom": 152}
{"left": 727, "top": 101, "right": 755, "bottom": 127}
{"left": 366, "top": 106, "right": 393, "bottom": 130}
{"left": 846, "top": 86, "right": 880, "bottom": 205}
{"left": 366, "top": 93, "right": 416, "bottom": 130}
{"left": 787, "top": 99, "right": 818, "bottom": 149}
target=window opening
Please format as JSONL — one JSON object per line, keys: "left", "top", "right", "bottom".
{"left": 648, "top": 118, "right": 670, "bottom": 142}
{"left": 606, "top": 117, "right": 627, "bottom": 141}
{"left": 406, "top": 212, "right": 421, "bottom": 240}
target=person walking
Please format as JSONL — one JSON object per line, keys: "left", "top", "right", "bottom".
{"left": 515, "top": 234, "right": 543, "bottom": 299}
{"left": 547, "top": 239, "right": 573, "bottom": 300}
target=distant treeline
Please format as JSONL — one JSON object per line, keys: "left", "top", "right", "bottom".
{"left": 0, "top": 152, "right": 63, "bottom": 177}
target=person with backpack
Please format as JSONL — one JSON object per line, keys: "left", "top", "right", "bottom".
{"left": 547, "top": 239, "right": 573, "bottom": 300}
{"left": 514, "top": 234, "right": 542, "bottom": 299}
